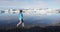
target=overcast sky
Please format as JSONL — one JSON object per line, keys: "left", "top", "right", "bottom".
{"left": 0, "top": 0, "right": 60, "bottom": 9}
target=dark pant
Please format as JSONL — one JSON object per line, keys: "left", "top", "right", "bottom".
{"left": 21, "top": 19, "right": 24, "bottom": 23}
{"left": 19, "top": 19, "right": 24, "bottom": 23}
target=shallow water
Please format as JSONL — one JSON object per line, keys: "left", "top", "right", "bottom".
{"left": 0, "top": 13, "right": 60, "bottom": 28}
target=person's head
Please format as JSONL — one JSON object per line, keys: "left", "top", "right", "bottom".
{"left": 20, "top": 10, "right": 22, "bottom": 13}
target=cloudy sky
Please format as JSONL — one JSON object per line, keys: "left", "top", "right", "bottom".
{"left": 0, "top": 0, "right": 60, "bottom": 9}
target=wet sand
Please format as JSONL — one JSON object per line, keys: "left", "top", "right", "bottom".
{"left": 0, "top": 26, "right": 60, "bottom": 32}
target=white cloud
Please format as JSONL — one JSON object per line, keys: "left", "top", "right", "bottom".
{"left": 22, "top": 1, "right": 48, "bottom": 9}
{"left": 0, "top": 0, "right": 60, "bottom": 9}
{"left": 53, "top": 0, "right": 60, "bottom": 5}
{"left": 0, "top": 0, "right": 48, "bottom": 9}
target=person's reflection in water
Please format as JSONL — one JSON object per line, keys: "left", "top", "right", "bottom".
{"left": 17, "top": 10, "right": 24, "bottom": 28}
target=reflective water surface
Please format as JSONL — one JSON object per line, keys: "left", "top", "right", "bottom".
{"left": 0, "top": 13, "right": 60, "bottom": 29}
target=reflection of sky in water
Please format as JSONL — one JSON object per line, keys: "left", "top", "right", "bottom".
{"left": 24, "top": 13, "right": 60, "bottom": 26}
{"left": 0, "top": 13, "right": 60, "bottom": 27}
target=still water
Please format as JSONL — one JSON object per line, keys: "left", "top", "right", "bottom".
{"left": 0, "top": 13, "right": 60, "bottom": 28}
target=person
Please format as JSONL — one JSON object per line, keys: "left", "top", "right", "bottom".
{"left": 17, "top": 10, "right": 24, "bottom": 28}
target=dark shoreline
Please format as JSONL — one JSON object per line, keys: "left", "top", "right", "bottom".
{"left": 0, "top": 26, "right": 60, "bottom": 32}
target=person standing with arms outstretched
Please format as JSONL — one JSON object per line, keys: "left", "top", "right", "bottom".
{"left": 17, "top": 10, "right": 24, "bottom": 28}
